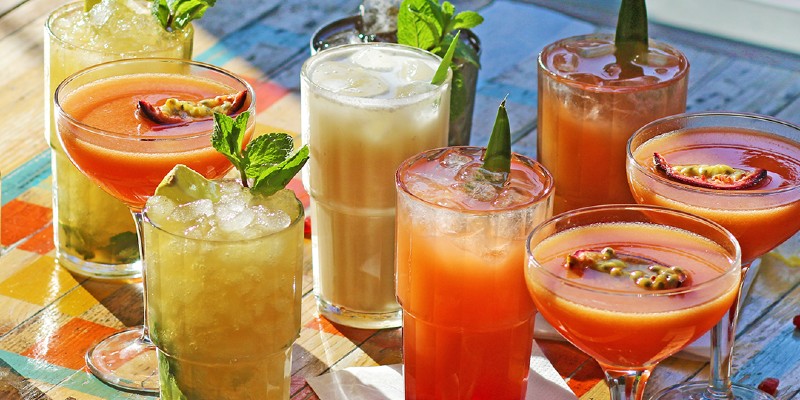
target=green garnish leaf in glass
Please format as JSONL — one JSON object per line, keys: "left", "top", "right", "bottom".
{"left": 151, "top": 0, "right": 216, "bottom": 32}
{"left": 211, "top": 111, "right": 309, "bottom": 197}
{"left": 431, "top": 30, "right": 459, "bottom": 85}
{"left": 482, "top": 98, "right": 511, "bottom": 174}
{"left": 615, "top": 0, "right": 648, "bottom": 78}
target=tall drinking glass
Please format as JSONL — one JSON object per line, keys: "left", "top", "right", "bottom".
{"left": 54, "top": 58, "right": 255, "bottom": 393}
{"left": 537, "top": 33, "right": 688, "bottom": 215}
{"left": 526, "top": 205, "right": 742, "bottom": 400}
{"left": 626, "top": 113, "right": 800, "bottom": 400}
{"left": 143, "top": 186, "right": 304, "bottom": 399}
{"left": 45, "top": 1, "right": 193, "bottom": 280}
{"left": 301, "top": 43, "right": 451, "bottom": 329}
{"left": 396, "top": 146, "right": 554, "bottom": 398}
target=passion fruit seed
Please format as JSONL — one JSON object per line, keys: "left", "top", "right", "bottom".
{"left": 138, "top": 90, "right": 248, "bottom": 125}
{"left": 565, "top": 247, "right": 689, "bottom": 290}
{"left": 653, "top": 152, "right": 767, "bottom": 190}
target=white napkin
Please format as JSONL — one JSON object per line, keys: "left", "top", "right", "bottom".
{"left": 306, "top": 342, "right": 578, "bottom": 400}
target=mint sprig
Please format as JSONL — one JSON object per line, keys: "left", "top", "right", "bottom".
{"left": 212, "top": 111, "right": 309, "bottom": 197}
{"left": 151, "top": 0, "right": 216, "bottom": 31}
{"left": 482, "top": 98, "right": 511, "bottom": 174}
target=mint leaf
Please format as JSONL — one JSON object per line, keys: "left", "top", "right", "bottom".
{"left": 251, "top": 145, "right": 310, "bottom": 197}
{"left": 151, "top": 0, "right": 216, "bottom": 32}
{"left": 431, "top": 31, "right": 459, "bottom": 85}
{"left": 243, "top": 133, "right": 294, "bottom": 178}
{"left": 212, "top": 111, "right": 249, "bottom": 185}
{"left": 398, "top": 0, "right": 441, "bottom": 50}
{"left": 482, "top": 99, "right": 512, "bottom": 174}
{"left": 450, "top": 10, "right": 483, "bottom": 31}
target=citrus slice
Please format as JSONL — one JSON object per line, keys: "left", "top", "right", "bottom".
{"left": 154, "top": 165, "right": 221, "bottom": 204}
{"left": 84, "top": 0, "right": 102, "bottom": 12}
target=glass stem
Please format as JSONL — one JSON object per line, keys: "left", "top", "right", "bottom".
{"left": 705, "top": 261, "right": 753, "bottom": 399}
{"left": 131, "top": 210, "right": 153, "bottom": 345}
{"left": 604, "top": 368, "right": 652, "bottom": 400}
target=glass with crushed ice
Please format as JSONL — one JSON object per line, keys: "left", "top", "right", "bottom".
{"left": 395, "top": 146, "right": 553, "bottom": 398}
{"left": 143, "top": 183, "right": 304, "bottom": 400}
{"left": 44, "top": 0, "right": 193, "bottom": 280}
{"left": 537, "top": 33, "right": 688, "bottom": 214}
{"left": 301, "top": 43, "right": 451, "bottom": 329}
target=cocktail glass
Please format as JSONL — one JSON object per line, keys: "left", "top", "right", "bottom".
{"left": 537, "top": 33, "right": 689, "bottom": 214}
{"left": 395, "top": 146, "right": 554, "bottom": 398}
{"left": 44, "top": 1, "right": 193, "bottom": 280}
{"left": 525, "top": 204, "right": 742, "bottom": 400}
{"left": 626, "top": 112, "right": 800, "bottom": 400}
{"left": 54, "top": 58, "right": 255, "bottom": 393}
{"left": 301, "top": 42, "right": 451, "bottom": 329}
{"left": 143, "top": 185, "right": 304, "bottom": 399}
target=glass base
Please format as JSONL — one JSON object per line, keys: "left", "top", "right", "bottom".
{"left": 57, "top": 252, "right": 141, "bottom": 281}
{"left": 85, "top": 326, "right": 158, "bottom": 394}
{"left": 317, "top": 297, "right": 402, "bottom": 329}
{"left": 649, "top": 381, "right": 776, "bottom": 400}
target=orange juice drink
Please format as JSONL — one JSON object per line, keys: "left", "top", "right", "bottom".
{"left": 538, "top": 33, "right": 688, "bottom": 214}
{"left": 396, "top": 147, "right": 553, "bottom": 399}
{"left": 301, "top": 43, "right": 451, "bottom": 328}
{"left": 45, "top": 1, "right": 193, "bottom": 278}
{"left": 527, "top": 220, "right": 740, "bottom": 369}
{"left": 627, "top": 115, "right": 800, "bottom": 264}
{"left": 55, "top": 62, "right": 254, "bottom": 212}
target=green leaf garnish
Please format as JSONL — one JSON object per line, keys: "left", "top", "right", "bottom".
{"left": 615, "top": 0, "right": 648, "bottom": 78}
{"left": 211, "top": 111, "right": 309, "bottom": 197}
{"left": 151, "top": 0, "right": 216, "bottom": 32}
{"left": 431, "top": 30, "right": 459, "bottom": 85}
{"left": 482, "top": 98, "right": 511, "bottom": 174}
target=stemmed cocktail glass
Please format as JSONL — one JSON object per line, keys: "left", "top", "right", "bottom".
{"left": 54, "top": 58, "right": 255, "bottom": 393}
{"left": 626, "top": 112, "right": 800, "bottom": 399}
{"left": 525, "top": 204, "right": 742, "bottom": 400}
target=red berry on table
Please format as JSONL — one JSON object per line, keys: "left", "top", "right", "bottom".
{"left": 793, "top": 314, "right": 800, "bottom": 329}
{"left": 757, "top": 377, "right": 779, "bottom": 396}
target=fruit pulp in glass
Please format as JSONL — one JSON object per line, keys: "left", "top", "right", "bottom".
{"left": 301, "top": 43, "right": 450, "bottom": 327}
{"left": 57, "top": 73, "right": 248, "bottom": 212}
{"left": 45, "top": 0, "right": 193, "bottom": 275}
{"left": 628, "top": 126, "right": 800, "bottom": 263}
{"left": 526, "top": 222, "right": 741, "bottom": 369}
{"left": 144, "top": 186, "right": 304, "bottom": 400}
{"left": 537, "top": 33, "right": 688, "bottom": 214}
{"left": 396, "top": 147, "right": 553, "bottom": 399}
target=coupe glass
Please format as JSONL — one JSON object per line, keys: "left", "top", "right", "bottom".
{"left": 626, "top": 112, "right": 800, "bottom": 399}
{"left": 525, "top": 205, "right": 742, "bottom": 400}
{"left": 54, "top": 58, "right": 255, "bottom": 393}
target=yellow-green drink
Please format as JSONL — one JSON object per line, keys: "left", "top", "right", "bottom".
{"left": 44, "top": 0, "right": 193, "bottom": 279}
{"left": 144, "top": 181, "right": 304, "bottom": 400}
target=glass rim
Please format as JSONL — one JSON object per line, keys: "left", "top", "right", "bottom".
{"left": 300, "top": 42, "right": 452, "bottom": 108}
{"left": 142, "top": 191, "right": 305, "bottom": 243}
{"left": 45, "top": 1, "right": 193, "bottom": 56}
{"left": 537, "top": 32, "right": 690, "bottom": 93}
{"left": 395, "top": 146, "right": 555, "bottom": 214}
{"left": 525, "top": 203, "right": 742, "bottom": 297}
{"left": 54, "top": 57, "right": 256, "bottom": 142}
{"left": 626, "top": 111, "right": 800, "bottom": 197}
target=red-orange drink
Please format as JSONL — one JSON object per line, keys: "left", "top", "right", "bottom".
{"left": 627, "top": 114, "right": 800, "bottom": 264}
{"left": 395, "top": 147, "right": 553, "bottom": 399}
{"left": 538, "top": 33, "right": 688, "bottom": 214}
{"left": 56, "top": 60, "right": 255, "bottom": 211}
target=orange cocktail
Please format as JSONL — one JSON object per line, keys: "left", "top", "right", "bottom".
{"left": 56, "top": 64, "right": 254, "bottom": 211}
{"left": 526, "top": 205, "right": 741, "bottom": 400}
{"left": 396, "top": 147, "right": 553, "bottom": 399}
{"left": 537, "top": 33, "right": 688, "bottom": 214}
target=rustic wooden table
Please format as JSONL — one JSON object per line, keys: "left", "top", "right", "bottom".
{"left": 1, "top": 0, "right": 799, "bottom": 399}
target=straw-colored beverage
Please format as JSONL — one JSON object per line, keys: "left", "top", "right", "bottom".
{"left": 301, "top": 43, "right": 450, "bottom": 328}
{"left": 144, "top": 184, "right": 304, "bottom": 400}
{"left": 44, "top": 0, "right": 192, "bottom": 279}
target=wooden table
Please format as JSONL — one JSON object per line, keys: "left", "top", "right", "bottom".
{"left": 1, "top": 0, "right": 799, "bottom": 399}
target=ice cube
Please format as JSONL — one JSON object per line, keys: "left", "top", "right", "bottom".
{"left": 145, "top": 195, "right": 177, "bottom": 224}
{"left": 602, "top": 63, "right": 621, "bottom": 79}
{"left": 350, "top": 47, "right": 397, "bottom": 71}
{"left": 573, "top": 41, "right": 614, "bottom": 59}
{"left": 168, "top": 199, "right": 214, "bottom": 224}
{"left": 439, "top": 149, "right": 473, "bottom": 170}
{"left": 250, "top": 206, "right": 292, "bottom": 236}
{"left": 399, "top": 59, "right": 435, "bottom": 82}
{"left": 217, "top": 206, "right": 255, "bottom": 233}
{"left": 493, "top": 186, "right": 532, "bottom": 208}
{"left": 88, "top": 0, "right": 115, "bottom": 27}
{"left": 462, "top": 180, "right": 498, "bottom": 203}
{"left": 552, "top": 51, "right": 579, "bottom": 73}
{"left": 342, "top": 71, "right": 389, "bottom": 98}
{"left": 396, "top": 81, "right": 435, "bottom": 98}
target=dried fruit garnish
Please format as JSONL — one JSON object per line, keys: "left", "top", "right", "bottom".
{"left": 565, "top": 247, "right": 689, "bottom": 290}
{"left": 757, "top": 377, "right": 779, "bottom": 396}
{"left": 653, "top": 153, "right": 767, "bottom": 190}
{"left": 138, "top": 90, "right": 248, "bottom": 125}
